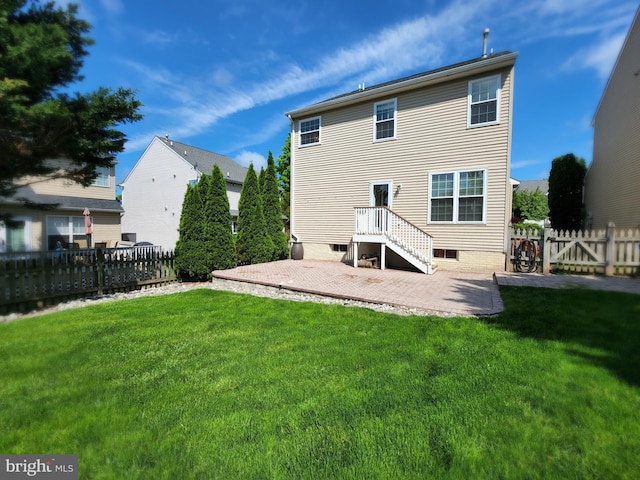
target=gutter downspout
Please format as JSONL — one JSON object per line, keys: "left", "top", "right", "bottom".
{"left": 287, "top": 114, "right": 298, "bottom": 244}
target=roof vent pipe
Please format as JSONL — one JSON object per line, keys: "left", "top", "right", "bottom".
{"left": 482, "top": 28, "right": 490, "bottom": 58}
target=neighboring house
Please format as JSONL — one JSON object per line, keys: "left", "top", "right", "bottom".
{"left": 584, "top": 5, "right": 640, "bottom": 230}
{"left": 120, "top": 136, "right": 247, "bottom": 250}
{"left": 285, "top": 50, "right": 518, "bottom": 273}
{"left": 0, "top": 161, "right": 123, "bottom": 252}
{"left": 516, "top": 179, "right": 548, "bottom": 195}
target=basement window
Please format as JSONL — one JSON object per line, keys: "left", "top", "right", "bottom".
{"left": 433, "top": 249, "right": 458, "bottom": 259}
{"left": 331, "top": 244, "right": 348, "bottom": 252}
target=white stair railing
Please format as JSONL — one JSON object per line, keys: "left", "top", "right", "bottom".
{"left": 353, "top": 207, "right": 433, "bottom": 265}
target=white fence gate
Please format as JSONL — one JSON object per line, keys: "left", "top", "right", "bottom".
{"left": 509, "top": 223, "right": 640, "bottom": 276}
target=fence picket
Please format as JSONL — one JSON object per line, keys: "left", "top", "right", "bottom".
{"left": 509, "top": 224, "right": 640, "bottom": 276}
{"left": 1, "top": 247, "right": 176, "bottom": 314}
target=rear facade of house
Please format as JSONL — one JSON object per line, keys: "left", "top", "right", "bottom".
{"left": 286, "top": 51, "right": 517, "bottom": 273}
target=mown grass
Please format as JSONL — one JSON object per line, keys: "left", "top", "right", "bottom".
{"left": 1, "top": 287, "right": 638, "bottom": 479}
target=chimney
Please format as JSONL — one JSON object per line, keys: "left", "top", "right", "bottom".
{"left": 165, "top": 134, "right": 169, "bottom": 142}
{"left": 482, "top": 28, "right": 490, "bottom": 58}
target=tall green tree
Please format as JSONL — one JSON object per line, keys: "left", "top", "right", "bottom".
{"left": 175, "top": 176, "right": 209, "bottom": 281}
{"left": 0, "top": 1, "right": 142, "bottom": 212}
{"left": 276, "top": 133, "right": 291, "bottom": 220}
{"left": 262, "top": 152, "right": 289, "bottom": 260}
{"left": 548, "top": 153, "right": 587, "bottom": 232}
{"left": 512, "top": 188, "right": 549, "bottom": 222}
{"left": 258, "top": 166, "right": 266, "bottom": 194}
{"left": 205, "top": 165, "right": 237, "bottom": 270}
{"left": 236, "top": 164, "right": 273, "bottom": 265}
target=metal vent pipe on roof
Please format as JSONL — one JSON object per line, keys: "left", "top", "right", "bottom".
{"left": 482, "top": 28, "right": 490, "bottom": 58}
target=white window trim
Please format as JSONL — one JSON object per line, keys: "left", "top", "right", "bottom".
{"left": 428, "top": 169, "right": 487, "bottom": 224}
{"left": 299, "top": 116, "right": 321, "bottom": 147}
{"left": 467, "top": 75, "right": 501, "bottom": 128}
{"left": 373, "top": 98, "right": 397, "bottom": 142}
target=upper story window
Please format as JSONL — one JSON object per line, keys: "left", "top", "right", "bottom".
{"left": 374, "top": 98, "right": 397, "bottom": 141}
{"left": 92, "top": 166, "right": 110, "bottom": 187}
{"left": 468, "top": 75, "right": 500, "bottom": 127}
{"left": 299, "top": 116, "right": 321, "bottom": 146}
{"left": 429, "top": 169, "right": 486, "bottom": 223}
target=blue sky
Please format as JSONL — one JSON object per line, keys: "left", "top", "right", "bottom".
{"left": 60, "top": 0, "right": 638, "bottom": 187}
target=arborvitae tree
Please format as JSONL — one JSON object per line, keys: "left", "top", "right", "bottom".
{"left": 548, "top": 153, "right": 587, "bottom": 232}
{"left": 258, "top": 166, "right": 266, "bottom": 194}
{"left": 263, "top": 151, "right": 289, "bottom": 260}
{"left": 175, "top": 176, "right": 209, "bottom": 281}
{"left": 236, "top": 164, "right": 274, "bottom": 265}
{"left": 205, "top": 165, "right": 237, "bottom": 270}
{"left": 276, "top": 133, "right": 291, "bottom": 219}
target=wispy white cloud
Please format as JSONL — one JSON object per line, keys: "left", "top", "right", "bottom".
{"left": 562, "top": 31, "right": 626, "bottom": 79}
{"left": 121, "top": 0, "right": 635, "bottom": 159}
{"left": 235, "top": 150, "right": 266, "bottom": 171}
{"left": 140, "top": 30, "right": 179, "bottom": 46}
{"left": 99, "top": 0, "right": 124, "bottom": 16}
{"left": 124, "top": 0, "right": 490, "bottom": 148}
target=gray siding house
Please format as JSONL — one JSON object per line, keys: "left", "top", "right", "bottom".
{"left": 120, "top": 136, "right": 247, "bottom": 250}
{"left": 584, "top": 5, "right": 640, "bottom": 230}
{"left": 286, "top": 51, "right": 518, "bottom": 273}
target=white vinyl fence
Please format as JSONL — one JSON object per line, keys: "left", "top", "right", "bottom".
{"left": 509, "top": 223, "right": 640, "bottom": 276}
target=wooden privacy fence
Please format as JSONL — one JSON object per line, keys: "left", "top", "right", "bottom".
{"left": 509, "top": 223, "right": 640, "bottom": 275}
{"left": 1, "top": 246, "right": 176, "bottom": 315}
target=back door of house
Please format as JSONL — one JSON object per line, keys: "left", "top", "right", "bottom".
{"left": 369, "top": 181, "right": 391, "bottom": 232}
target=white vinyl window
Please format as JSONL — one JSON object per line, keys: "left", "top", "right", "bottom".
{"left": 46, "top": 216, "right": 88, "bottom": 249}
{"left": 429, "top": 170, "right": 486, "bottom": 223}
{"left": 468, "top": 75, "right": 500, "bottom": 127}
{"left": 0, "top": 217, "right": 32, "bottom": 253}
{"left": 374, "top": 98, "right": 397, "bottom": 141}
{"left": 92, "top": 166, "right": 110, "bottom": 187}
{"left": 299, "top": 116, "right": 321, "bottom": 146}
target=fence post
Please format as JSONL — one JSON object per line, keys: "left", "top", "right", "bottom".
{"left": 605, "top": 222, "right": 616, "bottom": 276}
{"left": 542, "top": 226, "right": 551, "bottom": 273}
{"left": 96, "top": 248, "right": 105, "bottom": 295}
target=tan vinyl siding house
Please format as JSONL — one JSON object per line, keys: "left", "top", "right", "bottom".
{"left": 584, "top": 6, "right": 640, "bottom": 230}
{"left": 286, "top": 52, "right": 517, "bottom": 273}
{"left": 0, "top": 161, "right": 123, "bottom": 251}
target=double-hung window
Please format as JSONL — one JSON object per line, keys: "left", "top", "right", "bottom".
{"left": 92, "top": 166, "right": 110, "bottom": 187}
{"left": 299, "top": 116, "right": 321, "bottom": 146}
{"left": 429, "top": 170, "right": 486, "bottom": 223}
{"left": 46, "top": 215, "right": 88, "bottom": 249}
{"left": 468, "top": 75, "right": 500, "bottom": 127}
{"left": 374, "top": 98, "right": 397, "bottom": 141}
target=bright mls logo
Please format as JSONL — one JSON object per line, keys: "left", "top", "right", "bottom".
{"left": 1, "top": 455, "right": 77, "bottom": 479}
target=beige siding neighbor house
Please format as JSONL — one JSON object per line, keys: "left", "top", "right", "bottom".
{"left": 120, "top": 136, "right": 247, "bottom": 250}
{"left": 286, "top": 51, "right": 518, "bottom": 273}
{"left": 0, "top": 161, "right": 123, "bottom": 252}
{"left": 584, "top": 5, "right": 640, "bottom": 230}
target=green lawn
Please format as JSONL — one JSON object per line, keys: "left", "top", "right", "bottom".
{"left": 1, "top": 287, "right": 638, "bottom": 479}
